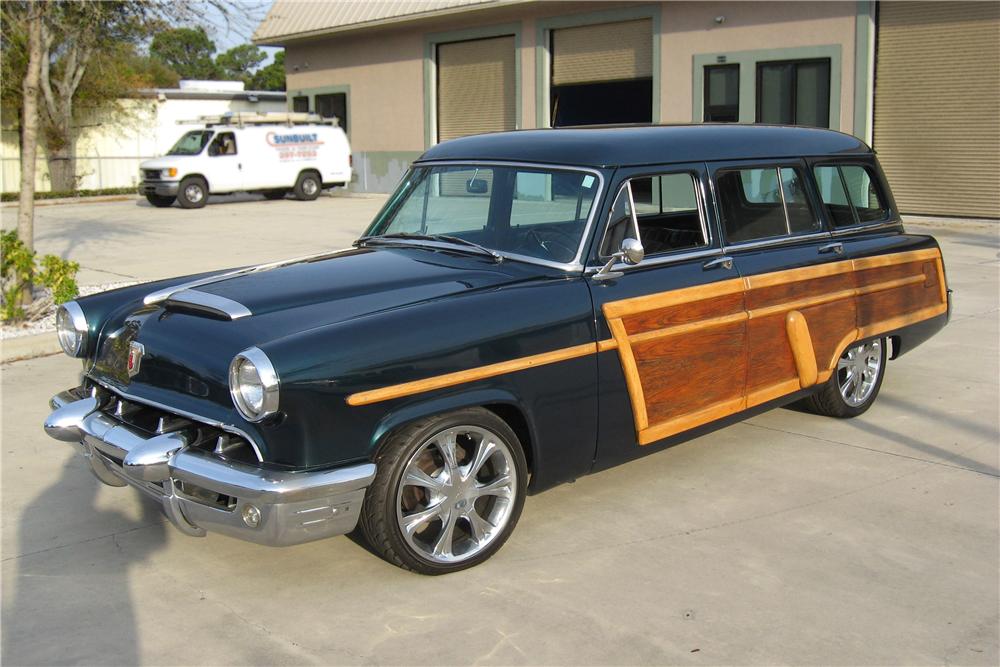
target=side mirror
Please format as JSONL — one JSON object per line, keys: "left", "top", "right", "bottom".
{"left": 592, "top": 237, "right": 645, "bottom": 282}
{"left": 466, "top": 178, "right": 488, "bottom": 194}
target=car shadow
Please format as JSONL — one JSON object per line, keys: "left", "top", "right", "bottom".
{"left": 1, "top": 457, "right": 167, "bottom": 665}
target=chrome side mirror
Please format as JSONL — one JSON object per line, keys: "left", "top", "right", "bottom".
{"left": 592, "top": 238, "right": 645, "bottom": 282}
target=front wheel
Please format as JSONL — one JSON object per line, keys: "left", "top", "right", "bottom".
{"left": 177, "top": 176, "right": 208, "bottom": 209}
{"left": 802, "top": 338, "right": 887, "bottom": 418}
{"left": 293, "top": 171, "right": 321, "bottom": 201}
{"left": 145, "top": 194, "right": 175, "bottom": 208}
{"left": 359, "top": 408, "right": 528, "bottom": 574}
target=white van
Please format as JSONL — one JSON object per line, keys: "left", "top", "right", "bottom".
{"left": 138, "top": 112, "right": 352, "bottom": 208}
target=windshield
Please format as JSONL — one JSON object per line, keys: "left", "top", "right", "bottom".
{"left": 365, "top": 164, "right": 601, "bottom": 265}
{"left": 167, "top": 130, "right": 213, "bottom": 156}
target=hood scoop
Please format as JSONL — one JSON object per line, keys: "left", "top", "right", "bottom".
{"left": 163, "top": 289, "right": 252, "bottom": 321}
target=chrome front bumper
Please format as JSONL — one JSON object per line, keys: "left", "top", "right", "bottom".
{"left": 44, "top": 390, "right": 375, "bottom": 547}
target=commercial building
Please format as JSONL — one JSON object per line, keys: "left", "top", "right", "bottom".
{"left": 255, "top": 1, "right": 997, "bottom": 218}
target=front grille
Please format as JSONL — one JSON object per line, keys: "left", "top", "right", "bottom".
{"left": 142, "top": 169, "right": 160, "bottom": 180}
{"left": 83, "top": 381, "right": 262, "bottom": 465}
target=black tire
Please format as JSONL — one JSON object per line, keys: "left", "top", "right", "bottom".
{"left": 293, "top": 171, "right": 322, "bottom": 201}
{"left": 800, "top": 337, "right": 887, "bottom": 418}
{"left": 177, "top": 176, "right": 208, "bottom": 209}
{"left": 262, "top": 189, "right": 287, "bottom": 200}
{"left": 145, "top": 194, "right": 175, "bottom": 208}
{"left": 359, "top": 407, "right": 528, "bottom": 575}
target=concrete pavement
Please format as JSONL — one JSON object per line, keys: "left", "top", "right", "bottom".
{"left": 1, "top": 197, "right": 997, "bottom": 665}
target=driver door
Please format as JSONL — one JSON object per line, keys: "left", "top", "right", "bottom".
{"left": 206, "top": 131, "right": 243, "bottom": 193}
{"left": 589, "top": 163, "right": 748, "bottom": 468}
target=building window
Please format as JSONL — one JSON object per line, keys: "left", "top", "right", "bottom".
{"left": 315, "top": 92, "right": 348, "bottom": 133}
{"left": 756, "top": 59, "right": 830, "bottom": 127}
{"left": 292, "top": 96, "right": 309, "bottom": 113}
{"left": 704, "top": 64, "right": 739, "bottom": 122}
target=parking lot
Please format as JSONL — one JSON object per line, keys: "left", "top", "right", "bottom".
{"left": 2, "top": 195, "right": 998, "bottom": 665}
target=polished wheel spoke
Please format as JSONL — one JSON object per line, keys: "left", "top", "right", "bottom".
{"left": 401, "top": 502, "right": 446, "bottom": 535}
{"left": 838, "top": 340, "right": 882, "bottom": 406}
{"left": 474, "top": 473, "right": 513, "bottom": 499}
{"left": 438, "top": 433, "right": 459, "bottom": 474}
{"left": 466, "top": 439, "right": 498, "bottom": 480}
{"left": 432, "top": 509, "right": 458, "bottom": 558}
{"left": 465, "top": 508, "right": 493, "bottom": 545}
{"left": 403, "top": 467, "right": 445, "bottom": 491}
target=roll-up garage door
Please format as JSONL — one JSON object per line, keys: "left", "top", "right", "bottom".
{"left": 552, "top": 19, "right": 652, "bottom": 85}
{"left": 437, "top": 35, "right": 516, "bottom": 142}
{"left": 873, "top": 2, "right": 999, "bottom": 218}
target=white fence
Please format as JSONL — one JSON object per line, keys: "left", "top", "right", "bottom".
{"left": 1, "top": 155, "right": 151, "bottom": 193}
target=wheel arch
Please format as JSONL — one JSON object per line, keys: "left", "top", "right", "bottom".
{"left": 181, "top": 173, "right": 210, "bottom": 191}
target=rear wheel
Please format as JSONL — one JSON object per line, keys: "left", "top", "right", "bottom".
{"left": 145, "top": 194, "right": 175, "bottom": 208}
{"left": 177, "top": 176, "right": 208, "bottom": 209}
{"left": 801, "top": 338, "right": 887, "bottom": 418}
{"left": 293, "top": 171, "right": 321, "bottom": 201}
{"left": 360, "top": 408, "right": 527, "bottom": 574}
{"left": 262, "top": 189, "right": 287, "bottom": 200}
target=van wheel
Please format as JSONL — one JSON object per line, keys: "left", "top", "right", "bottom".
{"left": 262, "top": 189, "right": 287, "bottom": 200}
{"left": 293, "top": 171, "right": 321, "bottom": 201}
{"left": 145, "top": 194, "right": 175, "bottom": 208}
{"left": 801, "top": 338, "right": 887, "bottom": 418}
{"left": 360, "top": 408, "right": 528, "bottom": 575}
{"left": 177, "top": 177, "right": 208, "bottom": 209}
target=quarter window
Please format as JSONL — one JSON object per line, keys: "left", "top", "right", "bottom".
{"left": 602, "top": 173, "right": 707, "bottom": 256}
{"left": 756, "top": 59, "right": 831, "bottom": 128}
{"left": 813, "top": 165, "right": 888, "bottom": 227}
{"left": 704, "top": 64, "right": 740, "bottom": 122}
{"left": 716, "top": 166, "right": 822, "bottom": 243}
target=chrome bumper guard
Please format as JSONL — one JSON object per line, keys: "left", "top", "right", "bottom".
{"left": 44, "top": 389, "right": 375, "bottom": 547}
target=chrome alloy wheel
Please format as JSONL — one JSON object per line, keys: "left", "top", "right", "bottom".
{"left": 838, "top": 339, "right": 883, "bottom": 407}
{"left": 184, "top": 183, "right": 205, "bottom": 203}
{"left": 302, "top": 178, "right": 318, "bottom": 196}
{"left": 395, "top": 426, "right": 517, "bottom": 564}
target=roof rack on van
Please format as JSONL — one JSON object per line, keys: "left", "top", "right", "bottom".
{"left": 179, "top": 112, "right": 340, "bottom": 128}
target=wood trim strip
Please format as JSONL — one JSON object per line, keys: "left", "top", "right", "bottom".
{"left": 602, "top": 277, "right": 744, "bottom": 319}
{"left": 638, "top": 396, "right": 746, "bottom": 445}
{"left": 786, "top": 310, "right": 818, "bottom": 388}
{"left": 746, "top": 378, "right": 803, "bottom": 409}
{"left": 852, "top": 247, "right": 941, "bottom": 271}
{"left": 627, "top": 311, "right": 748, "bottom": 345}
{"left": 744, "top": 258, "right": 854, "bottom": 289}
{"left": 749, "top": 287, "right": 857, "bottom": 320}
{"left": 597, "top": 338, "right": 619, "bottom": 352}
{"left": 855, "top": 274, "right": 925, "bottom": 296}
{"left": 934, "top": 257, "right": 948, "bottom": 305}
{"left": 346, "top": 342, "right": 597, "bottom": 406}
{"left": 609, "top": 317, "right": 649, "bottom": 431}
{"left": 856, "top": 302, "right": 948, "bottom": 340}
{"left": 826, "top": 328, "right": 860, "bottom": 372}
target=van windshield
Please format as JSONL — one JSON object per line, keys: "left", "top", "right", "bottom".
{"left": 167, "top": 130, "right": 213, "bottom": 156}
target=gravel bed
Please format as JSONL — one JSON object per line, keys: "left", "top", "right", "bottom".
{"left": 0, "top": 281, "right": 139, "bottom": 340}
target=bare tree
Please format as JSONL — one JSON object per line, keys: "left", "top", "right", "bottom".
{"left": 16, "top": 1, "right": 43, "bottom": 271}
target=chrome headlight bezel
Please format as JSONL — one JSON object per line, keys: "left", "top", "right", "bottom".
{"left": 56, "top": 301, "right": 88, "bottom": 358}
{"left": 228, "top": 347, "right": 279, "bottom": 422}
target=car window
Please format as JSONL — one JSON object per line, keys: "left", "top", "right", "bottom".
{"left": 813, "top": 164, "right": 888, "bottom": 227}
{"left": 208, "top": 132, "right": 237, "bottom": 157}
{"left": 605, "top": 172, "right": 707, "bottom": 256}
{"left": 167, "top": 130, "right": 213, "bottom": 156}
{"left": 716, "top": 166, "right": 821, "bottom": 244}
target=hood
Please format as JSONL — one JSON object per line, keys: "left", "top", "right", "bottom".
{"left": 86, "top": 246, "right": 555, "bottom": 417}
{"left": 140, "top": 156, "right": 199, "bottom": 170}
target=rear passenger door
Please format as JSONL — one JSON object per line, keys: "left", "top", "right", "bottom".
{"left": 590, "top": 163, "right": 747, "bottom": 464}
{"left": 710, "top": 160, "right": 858, "bottom": 407}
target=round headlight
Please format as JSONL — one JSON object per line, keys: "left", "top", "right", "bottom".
{"left": 56, "top": 301, "right": 88, "bottom": 357}
{"left": 229, "top": 347, "right": 279, "bottom": 422}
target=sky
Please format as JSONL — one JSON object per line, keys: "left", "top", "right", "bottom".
{"left": 202, "top": 0, "right": 281, "bottom": 65}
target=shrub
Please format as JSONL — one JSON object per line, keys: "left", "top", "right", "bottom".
{"left": 1, "top": 231, "right": 80, "bottom": 323}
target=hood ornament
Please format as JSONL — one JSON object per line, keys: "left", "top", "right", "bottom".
{"left": 127, "top": 341, "right": 144, "bottom": 378}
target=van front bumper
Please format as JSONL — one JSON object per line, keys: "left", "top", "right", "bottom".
{"left": 139, "top": 181, "right": 179, "bottom": 197}
{"left": 44, "top": 390, "right": 375, "bottom": 547}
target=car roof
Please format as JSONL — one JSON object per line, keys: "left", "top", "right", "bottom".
{"left": 416, "top": 124, "right": 872, "bottom": 169}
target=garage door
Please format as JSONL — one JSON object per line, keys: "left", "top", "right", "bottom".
{"left": 549, "top": 19, "right": 653, "bottom": 127}
{"left": 873, "top": 2, "right": 999, "bottom": 218}
{"left": 437, "top": 35, "right": 516, "bottom": 142}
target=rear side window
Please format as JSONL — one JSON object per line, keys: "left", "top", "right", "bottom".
{"left": 814, "top": 165, "right": 888, "bottom": 226}
{"left": 601, "top": 172, "right": 708, "bottom": 256}
{"left": 716, "top": 166, "right": 821, "bottom": 244}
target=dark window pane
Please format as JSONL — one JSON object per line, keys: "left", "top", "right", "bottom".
{"left": 758, "top": 63, "right": 793, "bottom": 124}
{"left": 718, "top": 168, "right": 787, "bottom": 242}
{"left": 795, "top": 61, "right": 830, "bottom": 127}
{"left": 292, "top": 96, "right": 309, "bottom": 113}
{"left": 704, "top": 65, "right": 739, "bottom": 122}
{"left": 779, "top": 167, "right": 820, "bottom": 234}
{"left": 551, "top": 79, "right": 652, "bottom": 127}
{"left": 840, "top": 166, "right": 887, "bottom": 223}
{"left": 631, "top": 173, "right": 706, "bottom": 255}
{"left": 315, "top": 92, "right": 348, "bottom": 133}
{"left": 813, "top": 165, "right": 856, "bottom": 227}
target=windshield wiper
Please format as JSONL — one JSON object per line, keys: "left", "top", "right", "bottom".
{"left": 355, "top": 233, "right": 503, "bottom": 263}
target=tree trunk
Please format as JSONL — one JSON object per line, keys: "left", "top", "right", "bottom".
{"left": 16, "top": 0, "right": 43, "bottom": 305}
{"left": 46, "top": 143, "right": 76, "bottom": 193}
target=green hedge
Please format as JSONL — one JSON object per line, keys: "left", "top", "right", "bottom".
{"left": 1, "top": 187, "right": 136, "bottom": 202}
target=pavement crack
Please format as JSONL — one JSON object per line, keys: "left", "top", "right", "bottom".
{"left": 1, "top": 520, "right": 163, "bottom": 563}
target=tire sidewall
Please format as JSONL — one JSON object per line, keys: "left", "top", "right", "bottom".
{"left": 294, "top": 172, "right": 321, "bottom": 201}
{"left": 177, "top": 177, "right": 208, "bottom": 209}
{"left": 366, "top": 408, "right": 528, "bottom": 575}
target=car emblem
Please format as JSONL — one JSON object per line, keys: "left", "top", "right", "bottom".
{"left": 127, "top": 342, "right": 144, "bottom": 378}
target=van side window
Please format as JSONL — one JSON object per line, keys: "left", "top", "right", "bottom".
{"left": 813, "top": 165, "right": 888, "bottom": 227}
{"left": 602, "top": 173, "right": 707, "bottom": 256}
{"left": 716, "top": 166, "right": 821, "bottom": 244}
{"left": 208, "top": 132, "right": 237, "bottom": 157}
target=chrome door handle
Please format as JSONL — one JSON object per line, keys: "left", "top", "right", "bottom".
{"left": 819, "top": 242, "right": 844, "bottom": 255}
{"left": 703, "top": 256, "right": 734, "bottom": 271}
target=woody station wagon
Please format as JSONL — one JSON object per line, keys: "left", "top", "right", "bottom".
{"left": 45, "top": 125, "right": 950, "bottom": 574}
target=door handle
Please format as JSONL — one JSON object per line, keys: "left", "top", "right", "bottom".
{"left": 819, "top": 242, "right": 844, "bottom": 255}
{"left": 702, "top": 256, "right": 734, "bottom": 271}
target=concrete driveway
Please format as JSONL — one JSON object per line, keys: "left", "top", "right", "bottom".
{"left": 1, "top": 196, "right": 997, "bottom": 665}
